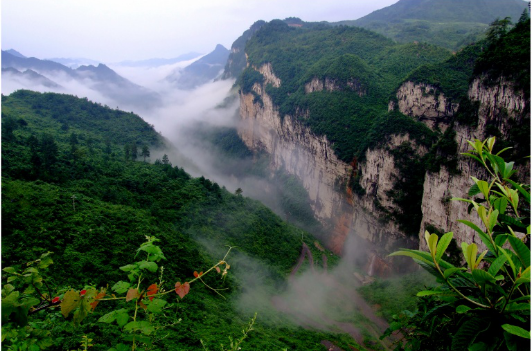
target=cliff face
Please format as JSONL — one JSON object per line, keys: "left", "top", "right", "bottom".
{"left": 418, "top": 76, "right": 529, "bottom": 250}
{"left": 395, "top": 81, "right": 458, "bottom": 131}
{"left": 238, "top": 63, "right": 528, "bottom": 258}
{"left": 238, "top": 64, "right": 417, "bottom": 257}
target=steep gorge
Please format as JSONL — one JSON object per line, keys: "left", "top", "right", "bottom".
{"left": 237, "top": 61, "right": 529, "bottom": 266}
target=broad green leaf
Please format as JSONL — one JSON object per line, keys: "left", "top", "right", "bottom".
{"left": 468, "top": 342, "right": 488, "bottom": 351}
{"left": 472, "top": 269, "right": 496, "bottom": 285}
{"left": 505, "top": 179, "right": 530, "bottom": 204}
{"left": 502, "top": 162, "right": 515, "bottom": 179}
{"left": 456, "top": 305, "right": 471, "bottom": 314}
{"left": 119, "top": 264, "right": 137, "bottom": 272}
{"left": 389, "top": 250, "right": 434, "bottom": 266}
{"left": 499, "top": 247, "right": 517, "bottom": 277}
{"left": 417, "top": 290, "right": 441, "bottom": 297}
{"left": 462, "top": 243, "right": 478, "bottom": 271}
{"left": 38, "top": 256, "right": 53, "bottom": 269}
{"left": 98, "top": 311, "right": 117, "bottom": 323}
{"left": 3, "top": 267, "right": 16, "bottom": 274}
{"left": 60, "top": 290, "right": 81, "bottom": 318}
{"left": 507, "top": 236, "right": 530, "bottom": 267}
{"left": 472, "top": 178, "right": 490, "bottom": 199}
{"left": 123, "top": 321, "right": 155, "bottom": 335}
{"left": 428, "top": 233, "right": 438, "bottom": 259}
{"left": 457, "top": 220, "right": 495, "bottom": 253}
{"left": 451, "top": 317, "right": 490, "bottom": 351}
{"left": 147, "top": 299, "right": 167, "bottom": 313}
{"left": 138, "top": 261, "right": 158, "bottom": 273}
{"left": 475, "top": 250, "right": 488, "bottom": 268}
{"left": 488, "top": 255, "right": 507, "bottom": 276}
{"left": 486, "top": 153, "right": 506, "bottom": 178}
{"left": 468, "top": 184, "right": 481, "bottom": 197}
{"left": 444, "top": 267, "right": 464, "bottom": 279}
{"left": 495, "top": 234, "right": 510, "bottom": 247}
{"left": 504, "top": 303, "right": 530, "bottom": 312}
{"left": 492, "top": 197, "right": 508, "bottom": 215}
{"left": 116, "top": 310, "right": 130, "bottom": 327}
{"left": 501, "top": 324, "right": 530, "bottom": 339}
{"left": 488, "top": 210, "right": 499, "bottom": 232}
{"left": 436, "top": 232, "right": 453, "bottom": 262}
{"left": 112, "top": 281, "right": 131, "bottom": 294}
{"left": 7, "top": 276, "right": 18, "bottom": 283}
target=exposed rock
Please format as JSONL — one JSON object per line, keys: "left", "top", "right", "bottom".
{"left": 419, "top": 77, "right": 529, "bottom": 251}
{"left": 396, "top": 81, "right": 458, "bottom": 131}
{"left": 305, "top": 77, "right": 366, "bottom": 96}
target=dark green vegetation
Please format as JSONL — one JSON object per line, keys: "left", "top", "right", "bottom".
{"left": 341, "top": 0, "right": 528, "bottom": 51}
{"left": 388, "top": 139, "right": 530, "bottom": 350}
{"left": 242, "top": 21, "right": 450, "bottom": 162}
{"left": 1, "top": 91, "right": 364, "bottom": 350}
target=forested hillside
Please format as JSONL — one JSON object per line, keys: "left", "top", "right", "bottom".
{"left": 1, "top": 91, "right": 371, "bottom": 350}
{"left": 341, "top": 0, "right": 528, "bottom": 50}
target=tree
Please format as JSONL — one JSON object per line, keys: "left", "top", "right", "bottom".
{"left": 131, "top": 143, "right": 138, "bottom": 161}
{"left": 162, "top": 154, "right": 170, "bottom": 165}
{"left": 141, "top": 145, "right": 150, "bottom": 162}
{"left": 486, "top": 17, "right": 512, "bottom": 44}
{"left": 124, "top": 144, "right": 130, "bottom": 161}
{"left": 386, "top": 138, "right": 530, "bottom": 350}
{"left": 40, "top": 134, "right": 58, "bottom": 170}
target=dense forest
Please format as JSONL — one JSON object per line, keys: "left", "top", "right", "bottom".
{"left": 1, "top": 91, "right": 374, "bottom": 350}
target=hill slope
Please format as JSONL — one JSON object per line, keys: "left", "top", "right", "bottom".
{"left": 338, "top": 0, "right": 529, "bottom": 50}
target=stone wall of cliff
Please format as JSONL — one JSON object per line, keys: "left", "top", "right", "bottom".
{"left": 237, "top": 63, "right": 528, "bottom": 261}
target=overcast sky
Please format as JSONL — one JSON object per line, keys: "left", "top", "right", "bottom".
{"left": 2, "top": 0, "right": 398, "bottom": 63}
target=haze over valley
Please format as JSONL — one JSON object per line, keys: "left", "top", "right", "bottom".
{"left": 2, "top": 0, "right": 530, "bottom": 350}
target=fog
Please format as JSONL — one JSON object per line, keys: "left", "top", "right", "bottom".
{"left": 2, "top": 58, "right": 395, "bottom": 343}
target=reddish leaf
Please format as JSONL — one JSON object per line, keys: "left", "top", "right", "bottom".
{"left": 147, "top": 283, "right": 158, "bottom": 301}
{"left": 90, "top": 290, "right": 107, "bottom": 311}
{"left": 215, "top": 266, "right": 221, "bottom": 273}
{"left": 80, "top": 289, "right": 87, "bottom": 297}
{"left": 139, "top": 301, "right": 148, "bottom": 310}
{"left": 52, "top": 296, "right": 61, "bottom": 304}
{"left": 199, "top": 271, "right": 203, "bottom": 277}
{"left": 175, "top": 282, "right": 190, "bottom": 299}
{"left": 126, "top": 288, "right": 140, "bottom": 302}
{"left": 193, "top": 271, "right": 199, "bottom": 278}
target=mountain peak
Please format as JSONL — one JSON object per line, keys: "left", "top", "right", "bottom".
{"left": 3, "top": 49, "right": 26, "bottom": 58}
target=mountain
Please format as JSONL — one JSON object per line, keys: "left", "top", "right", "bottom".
{"left": 1, "top": 50, "right": 161, "bottom": 111}
{"left": 229, "top": 13, "right": 529, "bottom": 267}
{"left": 47, "top": 57, "right": 102, "bottom": 68}
{"left": 2, "top": 67, "right": 62, "bottom": 88}
{"left": 4, "top": 48, "right": 26, "bottom": 58}
{"left": 1, "top": 90, "right": 380, "bottom": 350}
{"left": 115, "top": 52, "right": 203, "bottom": 67}
{"left": 166, "top": 44, "right": 230, "bottom": 89}
{"left": 337, "top": 0, "right": 529, "bottom": 50}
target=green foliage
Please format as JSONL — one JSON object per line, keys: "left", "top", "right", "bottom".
{"left": 242, "top": 21, "right": 449, "bottom": 163}
{"left": 388, "top": 137, "right": 530, "bottom": 350}
{"left": 344, "top": 0, "right": 528, "bottom": 51}
{"left": 1, "top": 92, "right": 360, "bottom": 350}
{"left": 474, "top": 16, "right": 531, "bottom": 95}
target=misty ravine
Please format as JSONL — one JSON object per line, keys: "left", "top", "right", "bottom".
{"left": 2, "top": 1, "right": 530, "bottom": 350}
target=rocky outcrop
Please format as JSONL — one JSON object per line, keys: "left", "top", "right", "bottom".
{"left": 238, "top": 64, "right": 417, "bottom": 256}
{"left": 305, "top": 77, "right": 366, "bottom": 96}
{"left": 238, "top": 61, "right": 528, "bottom": 261}
{"left": 419, "top": 77, "right": 529, "bottom": 251}
{"left": 396, "top": 81, "right": 459, "bottom": 131}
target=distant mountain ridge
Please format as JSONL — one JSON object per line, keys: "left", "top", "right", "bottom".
{"left": 336, "top": 0, "right": 529, "bottom": 50}
{"left": 47, "top": 57, "right": 102, "bottom": 68}
{"left": 166, "top": 44, "right": 230, "bottom": 89}
{"left": 1, "top": 50, "right": 161, "bottom": 111}
{"left": 115, "top": 52, "right": 203, "bottom": 67}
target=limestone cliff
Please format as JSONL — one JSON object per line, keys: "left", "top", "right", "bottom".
{"left": 395, "top": 81, "right": 459, "bottom": 131}
{"left": 238, "top": 62, "right": 529, "bottom": 261}
{"left": 238, "top": 64, "right": 417, "bottom": 257}
{"left": 418, "top": 76, "right": 529, "bottom": 250}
